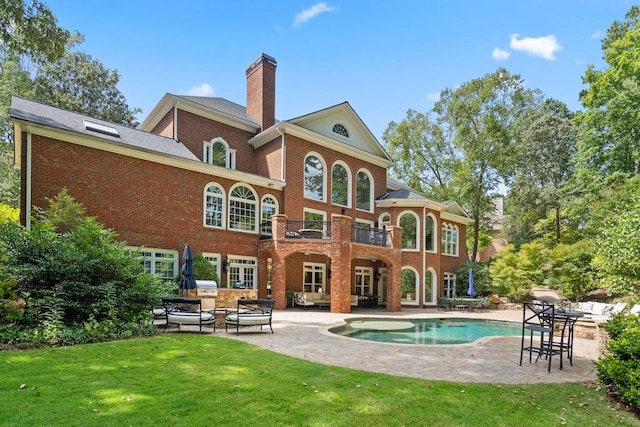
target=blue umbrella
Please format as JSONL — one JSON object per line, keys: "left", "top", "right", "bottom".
{"left": 179, "top": 244, "right": 196, "bottom": 297}
{"left": 467, "top": 269, "right": 476, "bottom": 297}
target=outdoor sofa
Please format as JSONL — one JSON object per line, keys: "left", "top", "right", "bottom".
{"left": 572, "top": 301, "right": 627, "bottom": 321}
{"left": 293, "top": 292, "right": 359, "bottom": 309}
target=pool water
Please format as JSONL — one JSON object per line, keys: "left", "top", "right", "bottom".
{"left": 329, "top": 317, "right": 521, "bottom": 345}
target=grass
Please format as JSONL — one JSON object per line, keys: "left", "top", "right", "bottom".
{"left": 0, "top": 334, "right": 638, "bottom": 426}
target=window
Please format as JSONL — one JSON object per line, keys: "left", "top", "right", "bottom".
{"left": 401, "top": 268, "right": 418, "bottom": 303}
{"left": 303, "top": 208, "right": 326, "bottom": 230}
{"left": 304, "top": 153, "right": 325, "bottom": 201}
{"left": 261, "top": 195, "right": 279, "bottom": 235}
{"left": 332, "top": 123, "right": 349, "bottom": 138}
{"left": 355, "top": 170, "right": 373, "bottom": 211}
{"left": 441, "top": 222, "right": 459, "bottom": 256}
{"left": 425, "top": 214, "right": 436, "bottom": 252}
{"left": 399, "top": 211, "right": 418, "bottom": 250}
{"left": 229, "top": 184, "right": 257, "bottom": 233}
{"left": 204, "top": 183, "right": 225, "bottom": 228}
{"left": 378, "top": 212, "right": 391, "bottom": 229}
{"left": 424, "top": 268, "right": 436, "bottom": 304}
{"left": 204, "top": 137, "right": 236, "bottom": 168}
{"left": 202, "top": 252, "right": 221, "bottom": 282}
{"left": 303, "top": 263, "right": 326, "bottom": 293}
{"left": 444, "top": 272, "right": 456, "bottom": 298}
{"left": 331, "top": 162, "right": 350, "bottom": 207}
{"left": 136, "top": 248, "right": 178, "bottom": 282}
{"left": 355, "top": 267, "right": 373, "bottom": 295}
{"left": 227, "top": 256, "right": 257, "bottom": 289}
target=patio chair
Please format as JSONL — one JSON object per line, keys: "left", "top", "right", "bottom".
{"left": 628, "top": 304, "right": 640, "bottom": 316}
{"left": 520, "top": 301, "right": 556, "bottom": 372}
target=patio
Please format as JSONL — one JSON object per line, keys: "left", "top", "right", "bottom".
{"left": 220, "top": 307, "right": 601, "bottom": 384}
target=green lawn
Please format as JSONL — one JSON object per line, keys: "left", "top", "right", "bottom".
{"left": 0, "top": 334, "right": 637, "bottom": 426}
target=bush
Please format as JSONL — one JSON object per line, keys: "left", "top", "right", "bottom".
{"left": 596, "top": 314, "right": 640, "bottom": 410}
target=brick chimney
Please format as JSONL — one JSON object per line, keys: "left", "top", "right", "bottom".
{"left": 246, "top": 53, "right": 277, "bottom": 131}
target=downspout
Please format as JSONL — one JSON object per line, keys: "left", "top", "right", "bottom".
{"left": 276, "top": 126, "right": 285, "bottom": 181}
{"left": 423, "top": 205, "right": 427, "bottom": 306}
{"left": 25, "top": 130, "right": 32, "bottom": 230}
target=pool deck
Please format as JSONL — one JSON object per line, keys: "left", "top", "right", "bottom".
{"left": 213, "top": 307, "right": 601, "bottom": 384}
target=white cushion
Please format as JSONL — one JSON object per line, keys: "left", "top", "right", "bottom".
{"left": 612, "top": 303, "right": 627, "bottom": 314}
{"left": 577, "top": 302, "right": 593, "bottom": 312}
{"left": 167, "top": 312, "right": 214, "bottom": 324}
{"left": 152, "top": 308, "right": 166, "bottom": 316}
{"left": 591, "top": 302, "right": 613, "bottom": 316}
{"left": 225, "top": 314, "right": 271, "bottom": 325}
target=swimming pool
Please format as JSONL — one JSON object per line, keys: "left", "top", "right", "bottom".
{"left": 329, "top": 317, "right": 521, "bottom": 345}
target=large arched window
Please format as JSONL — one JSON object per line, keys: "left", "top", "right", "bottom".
{"left": 356, "top": 169, "right": 373, "bottom": 211}
{"left": 425, "top": 213, "right": 437, "bottom": 252}
{"left": 401, "top": 267, "right": 418, "bottom": 304}
{"left": 204, "top": 183, "right": 225, "bottom": 228}
{"left": 441, "top": 222, "right": 459, "bottom": 256}
{"left": 229, "top": 184, "right": 258, "bottom": 233}
{"left": 261, "top": 195, "right": 279, "bottom": 235}
{"left": 204, "top": 137, "right": 235, "bottom": 168}
{"left": 399, "top": 211, "right": 419, "bottom": 250}
{"left": 331, "top": 162, "right": 351, "bottom": 207}
{"left": 304, "top": 153, "right": 325, "bottom": 201}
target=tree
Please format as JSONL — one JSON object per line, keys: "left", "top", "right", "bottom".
{"left": 506, "top": 99, "right": 576, "bottom": 245}
{"left": 33, "top": 51, "right": 141, "bottom": 126}
{"left": 383, "top": 109, "right": 457, "bottom": 200}
{"left": 490, "top": 241, "right": 548, "bottom": 301}
{"left": 433, "top": 68, "right": 538, "bottom": 260}
{"left": 0, "top": 0, "right": 72, "bottom": 65}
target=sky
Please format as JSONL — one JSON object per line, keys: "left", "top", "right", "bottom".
{"left": 44, "top": 0, "right": 635, "bottom": 142}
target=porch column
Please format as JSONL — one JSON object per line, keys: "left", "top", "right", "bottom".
{"left": 385, "top": 225, "right": 403, "bottom": 312}
{"left": 330, "top": 214, "right": 352, "bottom": 313}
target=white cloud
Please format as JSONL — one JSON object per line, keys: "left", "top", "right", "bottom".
{"left": 492, "top": 48, "right": 511, "bottom": 61}
{"left": 185, "top": 83, "right": 214, "bottom": 97}
{"left": 591, "top": 30, "right": 602, "bottom": 39}
{"left": 509, "top": 33, "right": 562, "bottom": 61}
{"left": 426, "top": 92, "right": 440, "bottom": 103}
{"left": 293, "top": 2, "right": 335, "bottom": 27}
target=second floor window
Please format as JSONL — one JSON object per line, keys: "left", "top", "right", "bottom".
{"left": 399, "top": 211, "right": 418, "bottom": 250}
{"left": 204, "top": 183, "right": 225, "bottom": 228}
{"left": 441, "top": 222, "right": 459, "bottom": 256}
{"left": 304, "top": 154, "right": 324, "bottom": 201}
{"left": 229, "top": 185, "right": 257, "bottom": 233}
{"left": 261, "top": 195, "right": 278, "bottom": 235}
{"left": 331, "top": 163, "right": 350, "bottom": 206}
{"left": 204, "top": 138, "right": 235, "bottom": 168}
{"left": 356, "top": 170, "right": 372, "bottom": 211}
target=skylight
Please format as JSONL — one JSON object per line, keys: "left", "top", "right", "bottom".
{"left": 83, "top": 120, "right": 119, "bottom": 138}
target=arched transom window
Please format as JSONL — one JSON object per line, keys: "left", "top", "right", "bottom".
{"left": 229, "top": 185, "right": 257, "bottom": 233}
{"left": 304, "top": 154, "right": 325, "bottom": 201}
{"left": 441, "top": 222, "right": 459, "bottom": 256}
{"left": 204, "top": 183, "right": 225, "bottom": 228}
{"left": 204, "top": 137, "right": 235, "bottom": 168}
{"left": 331, "top": 162, "right": 350, "bottom": 207}
{"left": 332, "top": 123, "right": 349, "bottom": 138}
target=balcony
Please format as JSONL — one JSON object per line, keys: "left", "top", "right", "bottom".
{"left": 352, "top": 225, "right": 389, "bottom": 247}
{"left": 285, "top": 220, "right": 332, "bottom": 240}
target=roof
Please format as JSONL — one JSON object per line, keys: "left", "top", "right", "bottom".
{"left": 174, "top": 95, "right": 260, "bottom": 125}
{"left": 10, "top": 96, "right": 199, "bottom": 161}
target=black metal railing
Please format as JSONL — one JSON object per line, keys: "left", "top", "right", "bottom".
{"left": 351, "top": 225, "right": 389, "bottom": 247}
{"left": 285, "top": 220, "right": 332, "bottom": 240}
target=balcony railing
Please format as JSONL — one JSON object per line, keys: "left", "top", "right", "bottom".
{"left": 352, "top": 225, "right": 389, "bottom": 247}
{"left": 285, "top": 220, "right": 332, "bottom": 240}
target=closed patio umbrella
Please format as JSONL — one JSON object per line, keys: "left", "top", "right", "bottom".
{"left": 467, "top": 269, "right": 476, "bottom": 297}
{"left": 179, "top": 244, "right": 196, "bottom": 297}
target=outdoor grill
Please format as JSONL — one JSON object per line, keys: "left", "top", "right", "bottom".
{"left": 195, "top": 280, "right": 218, "bottom": 296}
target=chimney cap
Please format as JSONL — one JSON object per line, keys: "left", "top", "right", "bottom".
{"left": 247, "top": 53, "right": 277, "bottom": 72}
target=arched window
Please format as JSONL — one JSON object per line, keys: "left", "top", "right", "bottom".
{"left": 424, "top": 268, "right": 436, "bottom": 304}
{"left": 399, "top": 211, "right": 419, "bottom": 250}
{"left": 332, "top": 123, "right": 349, "bottom": 138}
{"left": 425, "top": 214, "right": 437, "bottom": 252}
{"left": 204, "top": 183, "right": 225, "bottom": 228}
{"left": 378, "top": 212, "right": 391, "bottom": 229}
{"left": 356, "top": 169, "right": 373, "bottom": 211}
{"left": 401, "top": 267, "right": 418, "bottom": 304}
{"left": 331, "top": 162, "right": 350, "bottom": 207}
{"left": 441, "top": 222, "right": 459, "bottom": 256}
{"left": 204, "top": 137, "right": 235, "bottom": 168}
{"left": 261, "top": 195, "right": 279, "bottom": 235}
{"left": 229, "top": 184, "right": 257, "bottom": 233}
{"left": 304, "top": 153, "right": 325, "bottom": 201}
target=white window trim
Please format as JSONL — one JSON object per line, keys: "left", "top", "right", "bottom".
{"left": 261, "top": 194, "right": 279, "bottom": 236}
{"left": 441, "top": 222, "right": 459, "bottom": 257}
{"left": 355, "top": 266, "right": 373, "bottom": 296}
{"left": 303, "top": 207, "right": 328, "bottom": 236}
{"left": 203, "top": 182, "right": 226, "bottom": 229}
{"left": 425, "top": 213, "right": 438, "bottom": 254}
{"left": 130, "top": 247, "right": 178, "bottom": 281}
{"left": 378, "top": 212, "right": 391, "bottom": 229}
{"left": 303, "top": 262, "right": 326, "bottom": 293}
{"left": 355, "top": 168, "right": 374, "bottom": 213}
{"left": 331, "top": 160, "right": 352, "bottom": 208}
{"left": 228, "top": 183, "right": 259, "bottom": 234}
{"left": 227, "top": 255, "right": 258, "bottom": 289}
{"left": 331, "top": 120, "right": 350, "bottom": 139}
{"left": 424, "top": 267, "right": 437, "bottom": 305}
{"left": 401, "top": 266, "right": 419, "bottom": 305}
{"left": 444, "top": 272, "right": 456, "bottom": 298}
{"left": 398, "top": 210, "right": 420, "bottom": 251}
{"left": 303, "top": 152, "right": 327, "bottom": 202}
{"left": 204, "top": 137, "right": 236, "bottom": 169}
{"left": 202, "top": 252, "right": 221, "bottom": 280}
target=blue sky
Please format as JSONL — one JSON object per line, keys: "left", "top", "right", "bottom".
{"left": 45, "top": 0, "right": 634, "bottom": 141}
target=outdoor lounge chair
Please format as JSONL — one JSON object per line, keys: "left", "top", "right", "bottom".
{"left": 628, "top": 304, "right": 640, "bottom": 316}
{"left": 225, "top": 299, "right": 275, "bottom": 335}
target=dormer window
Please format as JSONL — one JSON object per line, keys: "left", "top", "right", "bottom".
{"left": 204, "top": 137, "right": 236, "bottom": 169}
{"left": 332, "top": 123, "right": 349, "bottom": 138}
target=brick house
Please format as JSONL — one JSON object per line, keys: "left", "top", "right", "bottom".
{"left": 10, "top": 53, "right": 471, "bottom": 313}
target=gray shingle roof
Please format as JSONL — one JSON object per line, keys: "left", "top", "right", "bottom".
{"left": 10, "top": 96, "right": 199, "bottom": 161}
{"left": 175, "top": 95, "right": 260, "bottom": 125}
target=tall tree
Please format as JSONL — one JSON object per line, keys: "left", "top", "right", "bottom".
{"left": 433, "top": 68, "right": 537, "bottom": 261}
{"left": 33, "top": 51, "right": 141, "bottom": 127}
{"left": 507, "top": 98, "right": 576, "bottom": 245}
{"left": 383, "top": 109, "right": 458, "bottom": 201}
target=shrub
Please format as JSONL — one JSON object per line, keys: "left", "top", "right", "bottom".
{"left": 596, "top": 314, "right": 640, "bottom": 410}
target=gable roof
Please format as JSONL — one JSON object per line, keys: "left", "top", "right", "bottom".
{"left": 10, "top": 96, "right": 199, "bottom": 161}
